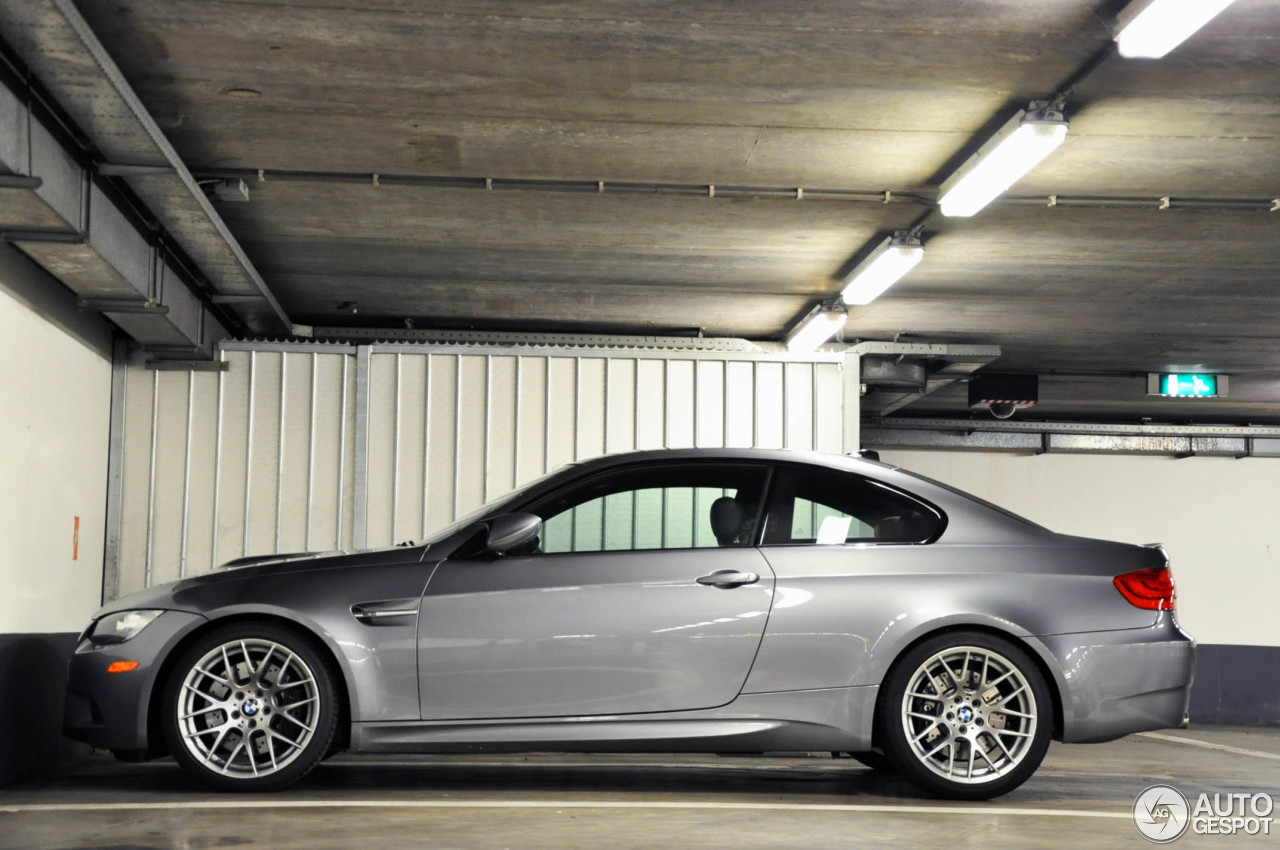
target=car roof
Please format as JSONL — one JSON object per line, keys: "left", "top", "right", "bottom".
{"left": 562, "top": 447, "right": 1049, "bottom": 541}
{"left": 570, "top": 446, "right": 879, "bottom": 471}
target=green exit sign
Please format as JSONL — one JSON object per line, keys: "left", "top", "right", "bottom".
{"left": 1148, "top": 373, "right": 1227, "bottom": 398}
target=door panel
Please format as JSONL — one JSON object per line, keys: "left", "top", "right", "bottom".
{"left": 418, "top": 548, "right": 774, "bottom": 719}
{"left": 743, "top": 462, "right": 948, "bottom": 693}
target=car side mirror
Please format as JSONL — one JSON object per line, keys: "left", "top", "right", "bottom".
{"left": 485, "top": 513, "right": 541, "bottom": 554}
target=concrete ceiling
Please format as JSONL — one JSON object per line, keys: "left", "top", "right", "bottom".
{"left": 7, "top": 0, "right": 1280, "bottom": 422}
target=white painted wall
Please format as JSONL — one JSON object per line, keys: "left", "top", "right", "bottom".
{"left": 0, "top": 247, "right": 113, "bottom": 633}
{"left": 879, "top": 449, "right": 1280, "bottom": 648}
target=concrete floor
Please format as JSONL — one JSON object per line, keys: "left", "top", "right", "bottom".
{"left": 1, "top": 726, "right": 1277, "bottom": 849}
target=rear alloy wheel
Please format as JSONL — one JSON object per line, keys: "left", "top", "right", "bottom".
{"left": 879, "top": 632, "right": 1052, "bottom": 800}
{"left": 163, "top": 622, "right": 338, "bottom": 791}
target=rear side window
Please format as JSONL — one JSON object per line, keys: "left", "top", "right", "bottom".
{"left": 762, "top": 464, "right": 943, "bottom": 545}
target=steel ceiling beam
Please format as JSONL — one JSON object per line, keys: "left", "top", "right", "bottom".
{"left": 864, "top": 415, "right": 1280, "bottom": 458}
{"left": 0, "top": 66, "right": 228, "bottom": 354}
{"left": 866, "top": 417, "right": 1280, "bottom": 439}
{"left": 0, "top": 0, "right": 292, "bottom": 335}
{"left": 863, "top": 424, "right": 1280, "bottom": 459}
{"left": 849, "top": 341, "right": 1003, "bottom": 417}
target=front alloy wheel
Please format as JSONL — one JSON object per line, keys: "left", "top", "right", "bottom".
{"left": 163, "top": 622, "right": 338, "bottom": 791}
{"left": 879, "top": 632, "right": 1052, "bottom": 800}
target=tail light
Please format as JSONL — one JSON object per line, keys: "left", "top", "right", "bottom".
{"left": 1114, "top": 566, "right": 1176, "bottom": 610}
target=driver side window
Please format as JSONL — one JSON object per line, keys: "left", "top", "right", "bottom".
{"left": 530, "top": 463, "right": 768, "bottom": 555}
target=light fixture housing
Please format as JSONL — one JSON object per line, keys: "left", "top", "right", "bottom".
{"left": 840, "top": 232, "right": 924, "bottom": 306}
{"left": 937, "top": 102, "right": 1069, "bottom": 218}
{"left": 785, "top": 304, "right": 848, "bottom": 352}
{"left": 1115, "top": 0, "right": 1239, "bottom": 59}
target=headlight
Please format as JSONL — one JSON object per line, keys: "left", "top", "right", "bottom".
{"left": 88, "top": 610, "right": 165, "bottom": 645}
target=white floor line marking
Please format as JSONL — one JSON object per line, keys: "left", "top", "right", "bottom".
{"left": 1137, "top": 731, "right": 1280, "bottom": 762}
{"left": 0, "top": 800, "right": 1131, "bottom": 818}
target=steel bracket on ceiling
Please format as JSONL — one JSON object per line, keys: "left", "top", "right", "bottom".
{"left": 0, "top": 27, "right": 232, "bottom": 357}
{"left": 144, "top": 358, "right": 228, "bottom": 371}
{"left": 97, "top": 162, "right": 174, "bottom": 176}
{"left": 0, "top": 0, "right": 290, "bottom": 335}
{"left": 0, "top": 228, "right": 84, "bottom": 244}
{"left": 848, "top": 341, "right": 1001, "bottom": 360}
{"left": 0, "top": 174, "right": 43, "bottom": 189}
{"left": 303, "top": 326, "right": 771, "bottom": 352}
{"left": 849, "top": 341, "right": 1002, "bottom": 416}
{"left": 77, "top": 297, "right": 168, "bottom": 315}
{"left": 859, "top": 356, "right": 927, "bottom": 388}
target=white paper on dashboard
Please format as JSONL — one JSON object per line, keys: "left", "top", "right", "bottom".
{"left": 816, "top": 515, "right": 853, "bottom": 545}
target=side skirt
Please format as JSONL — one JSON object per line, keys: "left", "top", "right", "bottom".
{"left": 351, "top": 686, "right": 877, "bottom": 755}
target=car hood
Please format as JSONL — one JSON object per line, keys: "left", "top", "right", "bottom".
{"left": 89, "top": 544, "right": 433, "bottom": 620}
{"left": 208, "top": 544, "right": 432, "bottom": 577}
{"left": 215, "top": 549, "right": 358, "bottom": 570}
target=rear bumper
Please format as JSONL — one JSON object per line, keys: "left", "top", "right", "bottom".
{"left": 1039, "top": 613, "right": 1195, "bottom": 743}
{"left": 63, "top": 610, "right": 206, "bottom": 753}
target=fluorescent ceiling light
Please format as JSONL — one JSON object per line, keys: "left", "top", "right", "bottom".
{"left": 786, "top": 306, "right": 847, "bottom": 352}
{"left": 1115, "top": 0, "right": 1239, "bottom": 59}
{"left": 841, "top": 233, "right": 924, "bottom": 306}
{"left": 937, "top": 104, "right": 1068, "bottom": 218}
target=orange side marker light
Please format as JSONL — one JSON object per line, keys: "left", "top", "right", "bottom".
{"left": 107, "top": 660, "right": 141, "bottom": 674}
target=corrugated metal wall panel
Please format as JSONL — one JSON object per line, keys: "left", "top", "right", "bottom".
{"left": 110, "top": 343, "right": 846, "bottom": 595}
{"left": 115, "top": 348, "right": 356, "bottom": 595}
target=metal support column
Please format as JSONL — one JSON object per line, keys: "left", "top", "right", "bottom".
{"left": 101, "top": 337, "right": 130, "bottom": 603}
{"left": 842, "top": 351, "right": 861, "bottom": 454}
{"left": 352, "top": 345, "right": 371, "bottom": 549}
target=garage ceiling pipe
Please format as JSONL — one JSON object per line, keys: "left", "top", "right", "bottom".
{"left": 194, "top": 166, "right": 1280, "bottom": 213}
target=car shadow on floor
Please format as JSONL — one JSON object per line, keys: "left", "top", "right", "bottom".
{"left": 11, "top": 753, "right": 937, "bottom": 801}
{"left": 8, "top": 747, "right": 1189, "bottom": 807}
{"left": 311, "top": 757, "right": 925, "bottom": 798}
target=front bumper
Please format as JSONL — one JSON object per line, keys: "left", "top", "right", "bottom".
{"left": 1039, "top": 613, "right": 1195, "bottom": 743}
{"left": 64, "top": 610, "right": 207, "bottom": 753}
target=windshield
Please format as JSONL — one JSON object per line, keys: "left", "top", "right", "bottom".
{"left": 420, "top": 465, "right": 574, "bottom": 545}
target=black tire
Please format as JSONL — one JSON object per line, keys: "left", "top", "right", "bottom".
{"left": 878, "top": 631, "right": 1052, "bottom": 801}
{"left": 162, "top": 621, "right": 339, "bottom": 791}
{"left": 850, "top": 750, "right": 894, "bottom": 773}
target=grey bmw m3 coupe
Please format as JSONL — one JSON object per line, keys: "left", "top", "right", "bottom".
{"left": 65, "top": 448, "right": 1194, "bottom": 799}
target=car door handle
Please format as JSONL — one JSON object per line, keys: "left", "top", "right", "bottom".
{"left": 695, "top": 570, "right": 760, "bottom": 588}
